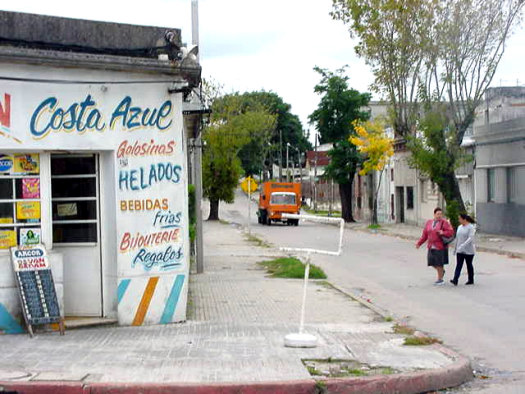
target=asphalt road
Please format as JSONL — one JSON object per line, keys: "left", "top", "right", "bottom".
{"left": 211, "top": 191, "right": 525, "bottom": 393}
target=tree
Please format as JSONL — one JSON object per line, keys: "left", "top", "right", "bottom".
{"left": 234, "top": 91, "right": 312, "bottom": 178}
{"left": 332, "top": 0, "right": 524, "bottom": 225}
{"left": 309, "top": 66, "right": 371, "bottom": 222}
{"left": 203, "top": 94, "right": 276, "bottom": 220}
{"left": 349, "top": 119, "right": 394, "bottom": 225}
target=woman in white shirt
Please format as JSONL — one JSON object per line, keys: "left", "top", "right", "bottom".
{"left": 450, "top": 214, "right": 476, "bottom": 286}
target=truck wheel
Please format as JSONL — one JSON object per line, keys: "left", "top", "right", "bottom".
{"left": 294, "top": 219, "right": 299, "bottom": 226}
{"left": 267, "top": 216, "right": 271, "bottom": 226}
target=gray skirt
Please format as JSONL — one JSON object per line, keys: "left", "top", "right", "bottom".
{"left": 427, "top": 249, "right": 449, "bottom": 266}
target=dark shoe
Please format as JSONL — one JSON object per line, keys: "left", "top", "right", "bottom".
{"left": 465, "top": 281, "right": 474, "bottom": 285}
{"left": 450, "top": 279, "right": 458, "bottom": 286}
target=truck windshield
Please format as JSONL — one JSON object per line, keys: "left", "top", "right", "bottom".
{"left": 270, "top": 193, "right": 296, "bottom": 205}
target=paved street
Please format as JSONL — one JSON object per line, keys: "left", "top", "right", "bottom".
{"left": 219, "top": 190, "right": 525, "bottom": 393}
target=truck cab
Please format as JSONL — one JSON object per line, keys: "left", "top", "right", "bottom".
{"left": 258, "top": 182, "right": 301, "bottom": 226}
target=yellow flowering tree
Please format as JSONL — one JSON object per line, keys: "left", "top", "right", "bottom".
{"left": 350, "top": 119, "right": 394, "bottom": 225}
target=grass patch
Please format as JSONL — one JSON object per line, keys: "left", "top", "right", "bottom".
{"left": 384, "top": 316, "right": 393, "bottom": 322}
{"left": 393, "top": 323, "right": 415, "bottom": 335}
{"left": 303, "top": 208, "right": 341, "bottom": 217}
{"left": 368, "top": 224, "right": 381, "bottom": 230}
{"left": 303, "top": 359, "right": 399, "bottom": 379}
{"left": 259, "top": 257, "right": 327, "bottom": 279}
{"left": 244, "top": 232, "right": 271, "bottom": 248}
{"left": 404, "top": 336, "right": 442, "bottom": 346}
{"left": 219, "top": 219, "right": 230, "bottom": 225}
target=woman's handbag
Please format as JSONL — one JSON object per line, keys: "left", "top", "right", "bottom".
{"left": 439, "top": 221, "right": 455, "bottom": 245}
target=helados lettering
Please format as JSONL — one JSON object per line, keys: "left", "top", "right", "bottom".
{"left": 119, "top": 163, "right": 182, "bottom": 191}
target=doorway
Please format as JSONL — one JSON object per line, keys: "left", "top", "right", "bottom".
{"left": 51, "top": 154, "right": 102, "bottom": 317}
{"left": 396, "top": 186, "right": 405, "bottom": 223}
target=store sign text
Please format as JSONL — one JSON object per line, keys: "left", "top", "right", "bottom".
{"left": 29, "top": 95, "right": 173, "bottom": 139}
{"left": 119, "top": 163, "right": 182, "bottom": 191}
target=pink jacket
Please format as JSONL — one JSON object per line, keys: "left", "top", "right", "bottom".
{"left": 417, "top": 219, "right": 454, "bottom": 250}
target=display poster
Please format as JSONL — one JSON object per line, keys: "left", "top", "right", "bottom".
{"left": 0, "top": 230, "right": 16, "bottom": 249}
{"left": 16, "top": 201, "right": 41, "bottom": 220}
{"left": 14, "top": 154, "right": 39, "bottom": 174}
{"left": 10, "top": 244, "right": 63, "bottom": 336}
{"left": 19, "top": 228, "right": 41, "bottom": 247}
{"left": 22, "top": 178, "right": 40, "bottom": 199}
{"left": 0, "top": 154, "right": 14, "bottom": 174}
{"left": 57, "top": 203, "right": 77, "bottom": 217}
{"left": 0, "top": 218, "right": 13, "bottom": 224}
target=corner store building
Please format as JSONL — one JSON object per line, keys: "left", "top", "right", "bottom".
{"left": 0, "top": 11, "right": 200, "bottom": 333}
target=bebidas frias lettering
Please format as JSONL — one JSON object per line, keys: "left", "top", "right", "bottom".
{"left": 119, "top": 163, "right": 182, "bottom": 191}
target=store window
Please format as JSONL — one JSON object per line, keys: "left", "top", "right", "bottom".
{"left": 0, "top": 153, "right": 41, "bottom": 249}
{"left": 407, "top": 186, "right": 414, "bottom": 210}
{"left": 487, "top": 168, "right": 495, "bottom": 202}
{"left": 51, "top": 154, "right": 99, "bottom": 243}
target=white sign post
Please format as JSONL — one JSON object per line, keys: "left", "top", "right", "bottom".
{"left": 280, "top": 213, "right": 345, "bottom": 348}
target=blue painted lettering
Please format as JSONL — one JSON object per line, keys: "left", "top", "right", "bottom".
{"left": 110, "top": 96, "right": 173, "bottom": 131}
{"left": 132, "top": 245, "right": 183, "bottom": 271}
{"left": 118, "top": 163, "right": 182, "bottom": 191}
{"left": 153, "top": 210, "right": 182, "bottom": 228}
{"left": 30, "top": 95, "right": 105, "bottom": 138}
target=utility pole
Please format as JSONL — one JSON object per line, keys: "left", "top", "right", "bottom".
{"left": 279, "top": 129, "right": 283, "bottom": 182}
{"left": 192, "top": 0, "right": 204, "bottom": 274}
{"left": 286, "top": 142, "right": 290, "bottom": 182}
{"left": 314, "top": 132, "right": 318, "bottom": 212}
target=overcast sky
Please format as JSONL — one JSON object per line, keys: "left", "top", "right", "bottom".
{"left": 3, "top": 0, "right": 524, "bottom": 137}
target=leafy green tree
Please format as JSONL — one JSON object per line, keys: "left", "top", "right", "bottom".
{"left": 309, "top": 66, "right": 371, "bottom": 222}
{"left": 332, "top": 0, "right": 524, "bottom": 225}
{"left": 234, "top": 91, "right": 312, "bottom": 177}
{"left": 203, "top": 94, "right": 276, "bottom": 220}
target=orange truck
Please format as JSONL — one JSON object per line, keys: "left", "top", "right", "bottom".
{"left": 257, "top": 182, "right": 301, "bottom": 226}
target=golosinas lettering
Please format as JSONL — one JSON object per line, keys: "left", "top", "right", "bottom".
{"left": 119, "top": 163, "right": 182, "bottom": 191}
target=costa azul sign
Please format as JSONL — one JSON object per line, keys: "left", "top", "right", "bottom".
{"left": 2, "top": 80, "right": 189, "bottom": 325}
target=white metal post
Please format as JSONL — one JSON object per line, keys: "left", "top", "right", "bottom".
{"left": 299, "top": 251, "right": 311, "bottom": 334}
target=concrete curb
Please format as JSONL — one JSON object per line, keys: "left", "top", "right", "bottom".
{"left": 353, "top": 227, "right": 525, "bottom": 260}
{"left": 0, "top": 356, "right": 473, "bottom": 394}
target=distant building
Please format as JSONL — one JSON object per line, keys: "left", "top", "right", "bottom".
{"left": 473, "top": 87, "right": 525, "bottom": 236}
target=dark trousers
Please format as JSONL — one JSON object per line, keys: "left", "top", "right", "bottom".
{"left": 453, "top": 253, "right": 474, "bottom": 283}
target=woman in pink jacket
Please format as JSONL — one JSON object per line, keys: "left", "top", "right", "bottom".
{"left": 416, "top": 207, "right": 455, "bottom": 285}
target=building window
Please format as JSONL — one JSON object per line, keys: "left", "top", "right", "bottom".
{"left": 407, "top": 186, "right": 414, "bottom": 210}
{"left": 391, "top": 168, "right": 394, "bottom": 181}
{"left": 0, "top": 153, "right": 42, "bottom": 249}
{"left": 51, "top": 154, "right": 99, "bottom": 243}
{"left": 507, "top": 167, "right": 518, "bottom": 203}
{"left": 487, "top": 168, "right": 495, "bottom": 202}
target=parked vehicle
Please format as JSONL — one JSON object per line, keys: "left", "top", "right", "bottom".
{"left": 258, "top": 182, "right": 301, "bottom": 226}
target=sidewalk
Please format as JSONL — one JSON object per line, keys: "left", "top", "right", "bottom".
{"left": 0, "top": 219, "right": 471, "bottom": 393}
{"left": 348, "top": 222, "right": 525, "bottom": 259}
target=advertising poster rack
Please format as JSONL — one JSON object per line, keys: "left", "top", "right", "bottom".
{"left": 10, "top": 244, "right": 64, "bottom": 337}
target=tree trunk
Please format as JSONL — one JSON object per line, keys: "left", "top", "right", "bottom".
{"left": 339, "top": 181, "right": 355, "bottom": 222}
{"left": 208, "top": 199, "right": 220, "bottom": 221}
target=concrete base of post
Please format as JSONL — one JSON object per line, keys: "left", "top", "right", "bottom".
{"left": 284, "top": 332, "right": 318, "bottom": 348}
